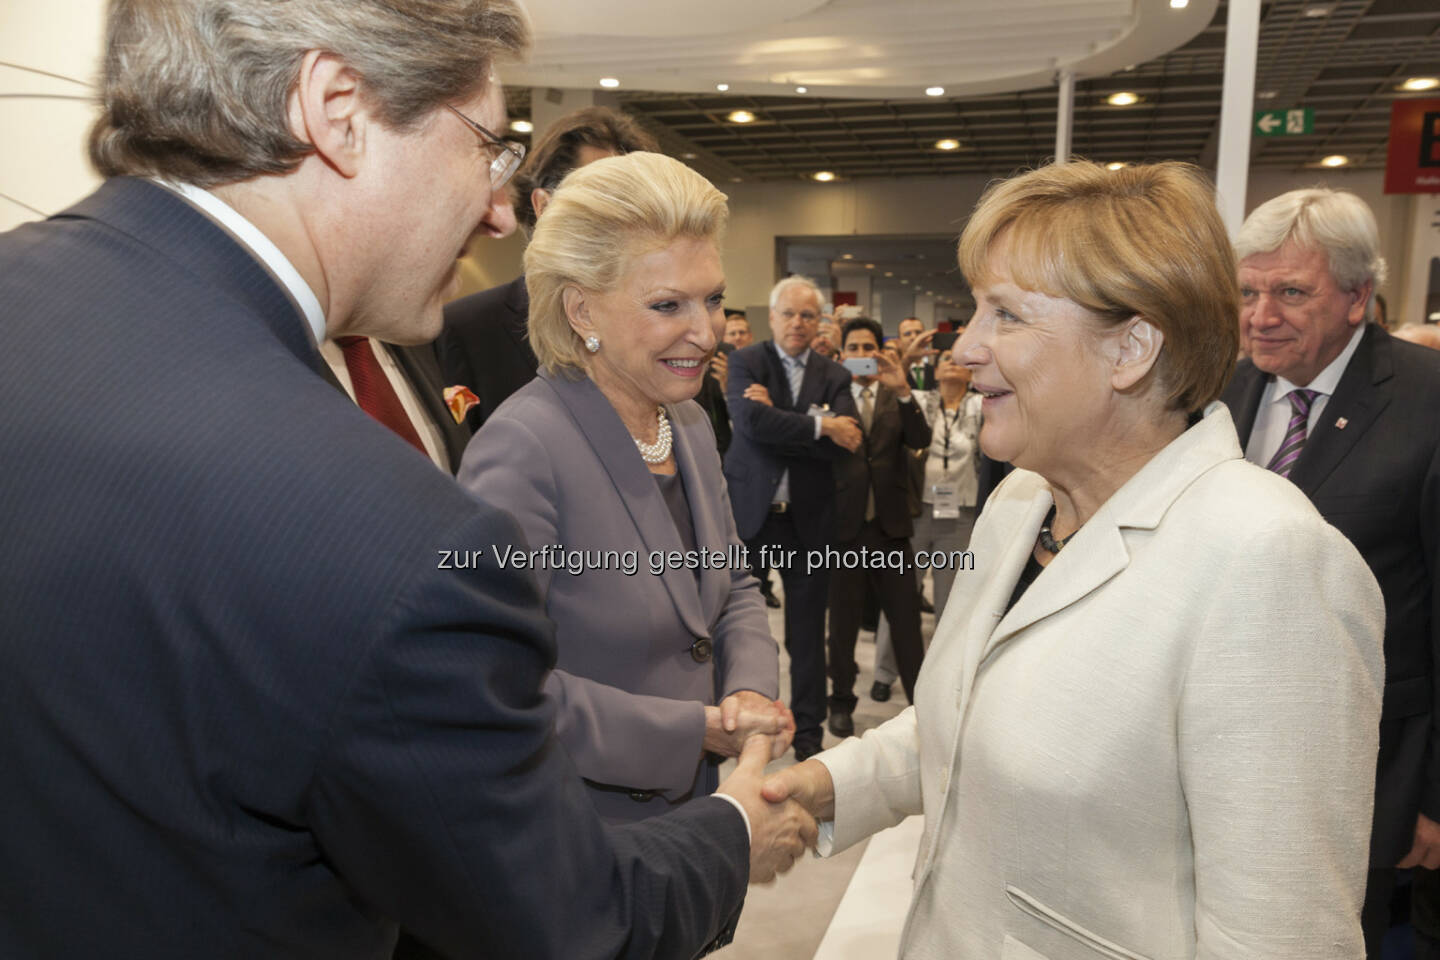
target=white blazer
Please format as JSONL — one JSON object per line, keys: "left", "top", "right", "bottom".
{"left": 817, "top": 403, "right": 1384, "bottom": 959}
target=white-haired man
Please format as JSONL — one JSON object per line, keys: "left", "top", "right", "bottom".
{"left": 1222, "top": 188, "right": 1440, "bottom": 957}
{"left": 0, "top": 2, "right": 814, "bottom": 957}
{"left": 724, "top": 276, "right": 862, "bottom": 759}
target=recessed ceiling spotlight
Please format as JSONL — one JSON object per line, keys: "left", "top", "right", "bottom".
{"left": 841, "top": 253, "right": 854, "bottom": 260}
{"left": 795, "top": 86, "right": 808, "bottom": 94}
{"left": 1169, "top": 0, "right": 1188, "bottom": 8}
{"left": 884, "top": 271, "right": 894, "bottom": 277}
{"left": 509, "top": 119, "right": 533, "bottom": 133}
{"left": 1106, "top": 92, "right": 1141, "bottom": 106}
{"left": 900, "top": 279, "right": 910, "bottom": 285}
{"left": 1401, "top": 77, "right": 1439, "bottom": 92}
{"left": 728, "top": 110, "right": 756, "bottom": 123}
{"left": 681, "top": 152, "right": 697, "bottom": 159}
{"left": 935, "top": 138, "right": 961, "bottom": 151}
{"left": 598, "top": 77, "right": 620, "bottom": 88}
{"left": 730, "top": 176, "right": 744, "bottom": 183}
{"left": 925, "top": 86, "right": 945, "bottom": 97}
{"left": 1320, "top": 154, "right": 1350, "bottom": 167}
{"left": 865, "top": 263, "right": 875, "bottom": 269}
{"left": 1106, "top": 161, "right": 1127, "bottom": 171}
{"left": 1256, "top": 90, "right": 1278, "bottom": 100}
{"left": 812, "top": 170, "right": 836, "bottom": 182}
{"left": 716, "top": 83, "right": 730, "bottom": 92}
{"left": 1302, "top": 3, "right": 1335, "bottom": 16}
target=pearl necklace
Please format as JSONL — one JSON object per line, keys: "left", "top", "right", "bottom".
{"left": 632, "top": 406, "right": 673, "bottom": 464}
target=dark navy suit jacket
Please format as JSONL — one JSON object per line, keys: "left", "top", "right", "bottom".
{"left": 723, "top": 340, "right": 857, "bottom": 548}
{"left": 1223, "top": 322, "right": 1440, "bottom": 867}
{"left": 0, "top": 178, "right": 747, "bottom": 959}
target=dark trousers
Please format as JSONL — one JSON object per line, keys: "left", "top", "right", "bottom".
{"left": 826, "top": 518, "right": 924, "bottom": 709}
{"left": 1363, "top": 866, "right": 1440, "bottom": 960}
{"left": 746, "top": 512, "right": 829, "bottom": 752}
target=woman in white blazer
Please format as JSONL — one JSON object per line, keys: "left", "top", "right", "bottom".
{"left": 765, "top": 161, "right": 1385, "bottom": 958}
{"left": 458, "top": 153, "right": 789, "bottom": 824}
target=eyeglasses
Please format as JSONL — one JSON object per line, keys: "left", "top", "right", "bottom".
{"left": 445, "top": 104, "right": 526, "bottom": 189}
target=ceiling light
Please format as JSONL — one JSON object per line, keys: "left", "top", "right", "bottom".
{"left": 925, "top": 86, "right": 946, "bottom": 97}
{"left": 1106, "top": 161, "right": 1127, "bottom": 171}
{"left": 1320, "top": 154, "right": 1349, "bottom": 167}
{"left": 900, "top": 279, "right": 910, "bottom": 285}
{"left": 728, "top": 110, "right": 756, "bottom": 123}
{"left": 730, "top": 177, "right": 743, "bottom": 183}
{"left": 1256, "top": 90, "right": 1278, "bottom": 100}
{"left": 865, "top": 263, "right": 875, "bottom": 269}
{"left": 1169, "top": 0, "right": 1188, "bottom": 7}
{"left": 812, "top": 170, "right": 836, "bottom": 182}
{"left": 1106, "top": 92, "right": 1140, "bottom": 106}
{"left": 509, "top": 119, "right": 533, "bottom": 133}
{"left": 1401, "top": 77, "right": 1439, "bottom": 92}
{"left": 1302, "top": 3, "right": 1334, "bottom": 16}
{"left": 935, "top": 138, "right": 961, "bottom": 151}
{"left": 841, "top": 253, "right": 854, "bottom": 259}
{"left": 716, "top": 83, "right": 730, "bottom": 92}
{"left": 598, "top": 77, "right": 620, "bottom": 88}
{"left": 681, "top": 152, "right": 697, "bottom": 159}
{"left": 884, "top": 271, "right": 894, "bottom": 277}
{"left": 795, "top": 86, "right": 808, "bottom": 94}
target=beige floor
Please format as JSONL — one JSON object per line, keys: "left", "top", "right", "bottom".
{"left": 714, "top": 580, "right": 934, "bottom": 959}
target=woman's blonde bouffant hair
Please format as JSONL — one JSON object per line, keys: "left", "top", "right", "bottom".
{"left": 525, "top": 151, "right": 729, "bottom": 377}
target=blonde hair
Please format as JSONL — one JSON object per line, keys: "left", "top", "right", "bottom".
{"left": 525, "top": 152, "right": 729, "bottom": 377}
{"left": 90, "top": 0, "right": 529, "bottom": 187}
{"left": 958, "top": 161, "right": 1239, "bottom": 413}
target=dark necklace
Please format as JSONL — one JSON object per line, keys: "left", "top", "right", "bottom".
{"left": 1037, "top": 506, "right": 1076, "bottom": 555}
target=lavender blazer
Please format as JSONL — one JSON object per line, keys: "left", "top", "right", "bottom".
{"left": 457, "top": 369, "right": 779, "bottom": 822}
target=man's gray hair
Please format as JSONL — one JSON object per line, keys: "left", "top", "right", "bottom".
{"left": 89, "top": 0, "right": 530, "bottom": 188}
{"left": 1236, "top": 188, "right": 1388, "bottom": 321}
{"left": 769, "top": 275, "right": 823, "bottom": 309}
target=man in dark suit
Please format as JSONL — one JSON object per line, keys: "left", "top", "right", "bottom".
{"left": 0, "top": 2, "right": 813, "bottom": 957}
{"left": 439, "top": 106, "right": 657, "bottom": 432}
{"left": 825, "top": 317, "right": 931, "bottom": 735}
{"left": 724, "top": 276, "right": 862, "bottom": 760}
{"left": 1221, "top": 187, "right": 1440, "bottom": 958}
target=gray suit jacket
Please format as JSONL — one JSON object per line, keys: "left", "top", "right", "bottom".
{"left": 457, "top": 370, "right": 779, "bottom": 822}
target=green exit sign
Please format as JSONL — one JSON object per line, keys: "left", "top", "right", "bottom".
{"left": 1255, "top": 108, "right": 1314, "bottom": 136}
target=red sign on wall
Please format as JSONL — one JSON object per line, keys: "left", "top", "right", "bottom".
{"left": 1385, "top": 98, "right": 1440, "bottom": 194}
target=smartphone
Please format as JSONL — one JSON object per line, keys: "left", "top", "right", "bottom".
{"left": 716, "top": 341, "right": 736, "bottom": 355}
{"left": 931, "top": 331, "right": 958, "bottom": 351}
{"left": 843, "top": 357, "right": 879, "bottom": 376}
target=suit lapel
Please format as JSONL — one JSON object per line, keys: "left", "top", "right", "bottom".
{"left": 1288, "top": 325, "right": 1392, "bottom": 494}
{"left": 1225, "top": 362, "right": 1268, "bottom": 449}
{"left": 543, "top": 372, "right": 709, "bottom": 638}
{"left": 762, "top": 341, "right": 797, "bottom": 408}
{"left": 393, "top": 343, "right": 471, "bottom": 472}
{"left": 796, "top": 350, "right": 831, "bottom": 412}
{"left": 671, "top": 410, "right": 728, "bottom": 627}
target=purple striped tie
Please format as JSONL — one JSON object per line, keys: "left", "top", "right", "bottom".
{"left": 1266, "top": 388, "right": 1319, "bottom": 478}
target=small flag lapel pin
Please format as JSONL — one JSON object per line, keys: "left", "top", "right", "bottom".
{"left": 1335, "top": 417, "right": 1349, "bottom": 430}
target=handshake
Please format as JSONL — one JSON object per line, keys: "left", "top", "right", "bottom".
{"left": 708, "top": 692, "right": 837, "bottom": 883}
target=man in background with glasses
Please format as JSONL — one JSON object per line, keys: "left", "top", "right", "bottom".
{"left": 0, "top": 1, "right": 816, "bottom": 958}
{"left": 439, "top": 106, "right": 657, "bottom": 433}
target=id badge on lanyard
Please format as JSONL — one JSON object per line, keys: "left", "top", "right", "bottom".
{"left": 931, "top": 482, "right": 960, "bottom": 519}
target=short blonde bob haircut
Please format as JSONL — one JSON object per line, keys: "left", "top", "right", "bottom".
{"left": 958, "top": 161, "right": 1239, "bottom": 413}
{"left": 526, "top": 151, "right": 729, "bottom": 377}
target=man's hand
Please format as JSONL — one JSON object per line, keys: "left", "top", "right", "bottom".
{"left": 821, "top": 415, "right": 863, "bottom": 452}
{"left": 761, "top": 757, "right": 836, "bottom": 823}
{"left": 1396, "top": 813, "right": 1440, "bottom": 869}
{"left": 874, "top": 350, "right": 910, "bottom": 398}
{"left": 704, "top": 691, "right": 790, "bottom": 758}
{"left": 716, "top": 736, "right": 819, "bottom": 882}
{"left": 742, "top": 383, "right": 773, "bottom": 407}
{"left": 900, "top": 329, "right": 937, "bottom": 367}
{"left": 709, "top": 351, "right": 728, "bottom": 387}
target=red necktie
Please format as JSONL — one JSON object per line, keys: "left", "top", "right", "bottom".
{"left": 335, "top": 337, "right": 427, "bottom": 455}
